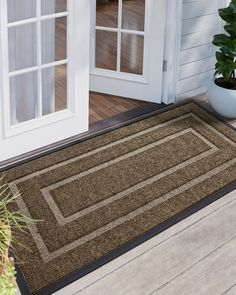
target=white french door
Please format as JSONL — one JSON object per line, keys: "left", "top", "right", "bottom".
{"left": 0, "top": 0, "right": 90, "bottom": 162}
{"left": 90, "top": 0, "right": 167, "bottom": 103}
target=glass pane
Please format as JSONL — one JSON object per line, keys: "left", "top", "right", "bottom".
{"left": 41, "top": 0, "right": 67, "bottom": 15}
{"left": 96, "top": 31, "right": 117, "bottom": 71}
{"left": 42, "top": 65, "right": 67, "bottom": 115}
{"left": 10, "top": 72, "right": 38, "bottom": 125}
{"left": 7, "top": 0, "right": 36, "bottom": 23}
{"left": 41, "top": 17, "right": 67, "bottom": 64}
{"left": 121, "top": 33, "right": 144, "bottom": 75}
{"left": 96, "top": 0, "right": 118, "bottom": 28}
{"left": 122, "top": 0, "right": 145, "bottom": 31}
{"left": 8, "top": 23, "right": 37, "bottom": 72}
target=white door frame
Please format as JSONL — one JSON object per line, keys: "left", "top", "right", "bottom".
{"left": 162, "top": 0, "right": 183, "bottom": 105}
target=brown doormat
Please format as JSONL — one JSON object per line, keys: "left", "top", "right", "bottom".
{"left": 2, "top": 102, "right": 236, "bottom": 295}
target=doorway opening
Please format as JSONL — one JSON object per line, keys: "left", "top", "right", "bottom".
{"left": 89, "top": 0, "right": 159, "bottom": 125}
{"left": 90, "top": 0, "right": 166, "bottom": 103}
{"left": 59, "top": 0, "right": 166, "bottom": 125}
{"left": 49, "top": 9, "right": 149, "bottom": 125}
{"left": 55, "top": 0, "right": 166, "bottom": 126}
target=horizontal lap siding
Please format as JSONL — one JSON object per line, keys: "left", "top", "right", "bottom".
{"left": 177, "top": 0, "right": 225, "bottom": 101}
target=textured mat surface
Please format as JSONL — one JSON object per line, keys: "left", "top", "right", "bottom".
{"left": 3, "top": 102, "right": 236, "bottom": 294}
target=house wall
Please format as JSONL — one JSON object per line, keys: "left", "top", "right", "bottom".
{"left": 176, "top": 0, "right": 226, "bottom": 102}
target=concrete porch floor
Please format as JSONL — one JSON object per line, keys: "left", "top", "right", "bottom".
{"left": 17, "top": 94, "right": 236, "bottom": 295}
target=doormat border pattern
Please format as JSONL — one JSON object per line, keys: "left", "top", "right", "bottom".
{"left": 13, "top": 100, "right": 236, "bottom": 295}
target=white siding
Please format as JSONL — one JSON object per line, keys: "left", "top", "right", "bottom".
{"left": 177, "top": 0, "right": 226, "bottom": 102}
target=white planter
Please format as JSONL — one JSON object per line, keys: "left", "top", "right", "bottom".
{"left": 207, "top": 79, "right": 236, "bottom": 119}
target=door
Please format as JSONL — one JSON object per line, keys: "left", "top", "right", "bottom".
{"left": 0, "top": 0, "right": 90, "bottom": 162}
{"left": 90, "top": 0, "right": 167, "bottom": 103}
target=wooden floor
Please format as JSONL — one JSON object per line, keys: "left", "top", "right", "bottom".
{"left": 54, "top": 59, "right": 148, "bottom": 125}
{"left": 89, "top": 92, "right": 147, "bottom": 124}
{"left": 54, "top": 61, "right": 147, "bottom": 124}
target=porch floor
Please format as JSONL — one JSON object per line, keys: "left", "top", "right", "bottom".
{"left": 89, "top": 92, "right": 147, "bottom": 125}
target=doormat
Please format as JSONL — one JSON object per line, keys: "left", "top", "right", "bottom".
{"left": 2, "top": 102, "right": 236, "bottom": 295}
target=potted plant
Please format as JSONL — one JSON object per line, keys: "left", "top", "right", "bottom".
{"left": 0, "top": 179, "right": 36, "bottom": 295}
{"left": 207, "top": 0, "right": 236, "bottom": 119}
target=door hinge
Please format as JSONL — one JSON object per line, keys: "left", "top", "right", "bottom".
{"left": 163, "top": 60, "right": 168, "bottom": 72}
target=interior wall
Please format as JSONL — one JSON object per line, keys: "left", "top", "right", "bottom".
{"left": 176, "top": 0, "right": 226, "bottom": 102}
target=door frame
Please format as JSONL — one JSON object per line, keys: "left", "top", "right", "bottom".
{"left": 162, "top": 0, "right": 183, "bottom": 105}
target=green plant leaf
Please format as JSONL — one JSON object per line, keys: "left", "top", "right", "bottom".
{"left": 219, "top": 7, "right": 236, "bottom": 23}
{"left": 215, "top": 51, "right": 236, "bottom": 79}
{"left": 229, "top": 0, "right": 236, "bottom": 13}
{"left": 224, "top": 23, "right": 236, "bottom": 37}
{"left": 213, "top": 34, "right": 236, "bottom": 53}
{"left": 213, "top": 34, "right": 230, "bottom": 44}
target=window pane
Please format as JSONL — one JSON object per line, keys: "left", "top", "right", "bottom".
{"left": 122, "top": 0, "right": 145, "bottom": 31}
{"left": 41, "top": 17, "right": 67, "bottom": 64}
{"left": 10, "top": 72, "right": 38, "bottom": 125}
{"left": 42, "top": 65, "right": 67, "bottom": 116}
{"left": 121, "top": 33, "right": 144, "bottom": 75}
{"left": 8, "top": 23, "right": 37, "bottom": 72}
{"left": 96, "top": 31, "right": 117, "bottom": 71}
{"left": 41, "top": 0, "right": 67, "bottom": 15}
{"left": 96, "top": 0, "right": 118, "bottom": 28}
{"left": 8, "top": 0, "right": 36, "bottom": 23}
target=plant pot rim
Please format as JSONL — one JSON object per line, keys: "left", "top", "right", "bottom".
{"left": 212, "top": 78, "right": 236, "bottom": 92}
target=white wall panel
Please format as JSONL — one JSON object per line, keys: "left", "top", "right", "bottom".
{"left": 177, "top": 0, "right": 226, "bottom": 102}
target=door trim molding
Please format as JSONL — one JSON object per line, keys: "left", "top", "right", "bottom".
{"left": 162, "top": 0, "right": 183, "bottom": 104}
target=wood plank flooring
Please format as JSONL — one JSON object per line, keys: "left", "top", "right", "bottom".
{"left": 89, "top": 92, "right": 147, "bottom": 124}
{"left": 53, "top": 55, "right": 148, "bottom": 124}
{"left": 54, "top": 59, "right": 147, "bottom": 124}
